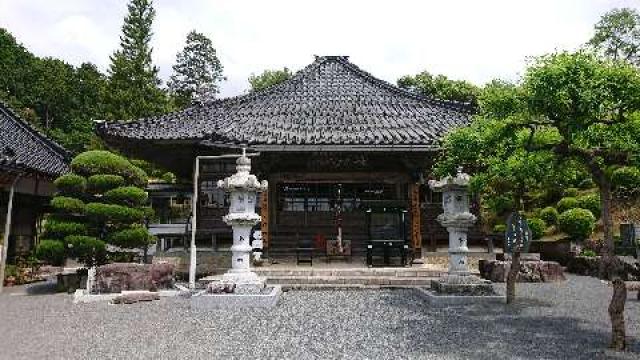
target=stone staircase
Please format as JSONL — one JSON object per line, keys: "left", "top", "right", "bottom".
{"left": 254, "top": 267, "right": 445, "bottom": 289}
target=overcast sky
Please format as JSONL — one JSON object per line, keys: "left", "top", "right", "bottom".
{"left": 1, "top": 0, "right": 639, "bottom": 97}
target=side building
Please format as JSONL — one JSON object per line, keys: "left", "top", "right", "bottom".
{"left": 98, "top": 55, "right": 483, "bottom": 265}
{"left": 1, "top": 101, "right": 70, "bottom": 263}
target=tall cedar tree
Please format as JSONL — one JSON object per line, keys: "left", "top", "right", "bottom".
{"left": 108, "top": 0, "right": 169, "bottom": 120}
{"left": 169, "top": 30, "right": 224, "bottom": 107}
{"left": 589, "top": 8, "right": 640, "bottom": 65}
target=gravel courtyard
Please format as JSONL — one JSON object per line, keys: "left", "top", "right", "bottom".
{"left": 0, "top": 275, "right": 638, "bottom": 360}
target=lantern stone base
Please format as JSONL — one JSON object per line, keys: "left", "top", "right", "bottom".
{"left": 418, "top": 275, "right": 504, "bottom": 305}
{"left": 190, "top": 285, "right": 282, "bottom": 310}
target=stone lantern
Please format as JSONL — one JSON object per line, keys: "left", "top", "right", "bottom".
{"left": 428, "top": 167, "right": 477, "bottom": 276}
{"left": 217, "top": 149, "right": 268, "bottom": 293}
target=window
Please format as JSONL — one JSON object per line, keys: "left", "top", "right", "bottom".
{"left": 200, "top": 180, "right": 228, "bottom": 208}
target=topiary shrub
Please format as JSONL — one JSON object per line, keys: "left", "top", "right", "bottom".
{"left": 85, "top": 203, "right": 145, "bottom": 224}
{"left": 557, "top": 197, "right": 579, "bottom": 213}
{"left": 43, "top": 219, "right": 88, "bottom": 239}
{"left": 527, "top": 218, "right": 546, "bottom": 240}
{"left": 50, "top": 196, "right": 85, "bottom": 215}
{"left": 86, "top": 174, "right": 125, "bottom": 194}
{"left": 611, "top": 166, "right": 640, "bottom": 193}
{"left": 35, "top": 240, "right": 66, "bottom": 266}
{"left": 539, "top": 206, "right": 559, "bottom": 225}
{"left": 71, "top": 150, "right": 147, "bottom": 186}
{"left": 577, "top": 193, "right": 601, "bottom": 218}
{"left": 104, "top": 186, "right": 148, "bottom": 207}
{"left": 65, "top": 235, "right": 107, "bottom": 267}
{"left": 161, "top": 172, "right": 177, "bottom": 183}
{"left": 558, "top": 208, "right": 596, "bottom": 241}
{"left": 108, "top": 226, "right": 155, "bottom": 248}
{"left": 563, "top": 187, "right": 579, "bottom": 197}
{"left": 54, "top": 174, "right": 86, "bottom": 196}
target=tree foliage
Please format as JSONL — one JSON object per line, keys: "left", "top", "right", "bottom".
{"left": 169, "top": 30, "right": 224, "bottom": 107}
{"left": 397, "top": 71, "right": 480, "bottom": 106}
{"left": 589, "top": 8, "right": 640, "bottom": 65}
{"left": 248, "top": 67, "right": 292, "bottom": 92}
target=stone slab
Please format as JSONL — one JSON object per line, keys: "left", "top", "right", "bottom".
{"left": 416, "top": 287, "right": 505, "bottom": 306}
{"left": 190, "top": 286, "right": 282, "bottom": 310}
{"left": 73, "top": 289, "right": 178, "bottom": 304}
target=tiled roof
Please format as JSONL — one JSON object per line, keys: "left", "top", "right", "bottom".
{"left": 0, "top": 101, "right": 70, "bottom": 177}
{"left": 98, "top": 56, "right": 473, "bottom": 151}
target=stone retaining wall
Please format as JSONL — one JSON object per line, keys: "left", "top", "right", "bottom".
{"left": 478, "top": 260, "right": 566, "bottom": 283}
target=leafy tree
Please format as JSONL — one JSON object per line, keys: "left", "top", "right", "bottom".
{"left": 248, "top": 67, "right": 292, "bottom": 92}
{"left": 589, "top": 8, "right": 640, "bottom": 64}
{"left": 168, "top": 30, "right": 224, "bottom": 107}
{"left": 397, "top": 71, "right": 480, "bottom": 106}
{"left": 107, "top": 0, "right": 170, "bottom": 120}
{"left": 36, "top": 151, "right": 155, "bottom": 267}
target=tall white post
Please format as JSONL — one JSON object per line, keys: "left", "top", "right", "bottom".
{"left": 0, "top": 175, "right": 21, "bottom": 294}
{"left": 189, "top": 158, "right": 200, "bottom": 289}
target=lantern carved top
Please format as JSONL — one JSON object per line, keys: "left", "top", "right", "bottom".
{"left": 428, "top": 167, "right": 471, "bottom": 192}
{"left": 217, "top": 149, "right": 268, "bottom": 193}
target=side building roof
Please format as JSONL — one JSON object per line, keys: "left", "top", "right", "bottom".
{"left": 0, "top": 101, "right": 70, "bottom": 177}
{"left": 98, "top": 55, "right": 474, "bottom": 152}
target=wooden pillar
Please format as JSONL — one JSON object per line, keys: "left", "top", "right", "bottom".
{"left": 410, "top": 183, "right": 422, "bottom": 258}
{"left": 260, "top": 190, "right": 270, "bottom": 250}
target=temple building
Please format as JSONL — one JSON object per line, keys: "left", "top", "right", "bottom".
{"left": 1, "top": 101, "right": 70, "bottom": 262}
{"left": 98, "top": 55, "right": 479, "bottom": 264}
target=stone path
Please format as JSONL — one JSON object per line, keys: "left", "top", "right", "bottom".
{"left": 0, "top": 275, "right": 638, "bottom": 359}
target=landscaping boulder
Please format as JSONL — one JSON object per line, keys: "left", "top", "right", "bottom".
{"left": 566, "top": 256, "right": 640, "bottom": 281}
{"left": 95, "top": 263, "right": 174, "bottom": 293}
{"left": 479, "top": 260, "right": 566, "bottom": 283}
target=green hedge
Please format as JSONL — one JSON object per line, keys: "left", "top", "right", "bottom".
{"left": 86, "top": 174, "right": 126, "bottom": 194}
{"left": 85, "top": 203, "right": 144, "bottom": 224}
{"left": 563, "top": 188, "right": 579, "bottom": 197}
{"left": 539, "top": 206, "right": 559, "bottom": 225}
{"left": 557, "top": 197, "right": 579, "bottom": 213}
{"left": 558, "top": 208, "right": 596, "bottom": 241}
{"left": 35, "top": 239, "right": 66, "bottom": 266}
{"left": 108, "top": 226, "right": 155, "bottom": 248}
{"left": 161, "top": 172, "right": 177, "bottom": 183}
{"left": 527, "top": 218, "right": 546, "bottom": 240}
{"left": 70, "top": 150, "right": 147, "bottom": 187}
{"left": 43, "top": 219, "right": 88, "bottom": 240}
{"left": 50, "top": 196, "right": 85, "bottom": 215}
{"left": 577, "top": 194, "right": 601, "bottom": 218}
{"left": 611, "top": 166, "right": 640, "bottom": 192}
{"left": 65, "top": 235, "right": 106, "bottom": 266}
{"left": 54, "top": 174, "right": 86, "bottom": 196}
{"left": 104, "top": 186, "right": 148, "bottom": 206}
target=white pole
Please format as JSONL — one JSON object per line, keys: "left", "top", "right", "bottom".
{"left": 0, "top": 174, "right": 22, "bottom": 294}
{"left": 189, "top": 157, "right": 199, "bottom": 289}
{"left": 187, "top": 152, "right": 261, "bottom": 290}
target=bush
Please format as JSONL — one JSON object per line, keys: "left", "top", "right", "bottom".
{"left": 486, "top": 195, "right": 514, "bottom": 216}
{"left": 161, "top": 172, "right": 177, "bottom": 183}
{"left": 54, "top": 174, "right": 86, "bottom": 196}
{"left": 527, "top": 218, "right": 546, "bottom": 240}
{"left": 611, "top": 166, "right": 640, "bottom": 192}
{"left": 493, "top": 224, "right": 506, "bottom": 233}
{"left": 577, "top": 194, "right": 601, "bottom": 218}
{"left": 35, "top": 239, "right": 66, "bottom": 266}
{"left": 578, "top": 177, "right": 595, "bottom": 189}
{"left": 70, "top": 150, "right": 147, "bottom": 187}
{"left": 50, "top": 196, "right": 85, "bottom": 215}
{"left": 43, "top": 219, "right": 88, "bottom": 239}
{"left": 108, "top": 226, "right": 155, "bottom": 248}
{"left": 64, "top": 235, "right": 106, "bottom": 267}
{"left": 563, "top": 188, "right": 579, "bottom": 197}
{"left": 557, "top": 197, "right": 579, "bottom": 213}
{"left": 85, "top": 203, "right": 144, "bottom": 224}
{"left": 86, "top": 174, "right": 125, "bottom": 194}
{"left": 580, "top": 249, "right": 597, "bottom": 257}
{"left": 104, "top": 186, "right": 148, "bottom": 206}
{"left": 539, "top": 206, "right": 559, "bottom": 225}
{"left": 558, "top": 208, "right": 596, "bottom": 240}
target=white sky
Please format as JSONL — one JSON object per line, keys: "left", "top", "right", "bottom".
{"left": 1, "top": 0, "right": 639, "bottom": 97}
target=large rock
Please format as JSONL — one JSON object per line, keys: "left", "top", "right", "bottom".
{"left": 479, "top": 260, "right": 566, "bottom": 283}
{"left": 95, "top": 263, "right": 174, "bottom": 293}
{"left": 567, "top": 256, "right": 640, "bottom": 281}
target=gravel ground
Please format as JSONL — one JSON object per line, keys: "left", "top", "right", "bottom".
{"left": 0, "top": 275, "right": 638, "bottom": 360}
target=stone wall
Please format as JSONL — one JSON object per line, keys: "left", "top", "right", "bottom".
{"left": 153, "top": 251, "right": 232, "bottom": 278}
{"left": 95, "top": 263, "right": 174, "bottom": 293}
{"left": 479, "top": 259, "right": 566, "bottom": 283}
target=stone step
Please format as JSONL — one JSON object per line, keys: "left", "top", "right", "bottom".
{"left": 265, "top": 275, "right": 435, "bottom": 287}
{"left": 254, "top": 268, "right": 445, "bottom": 278}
